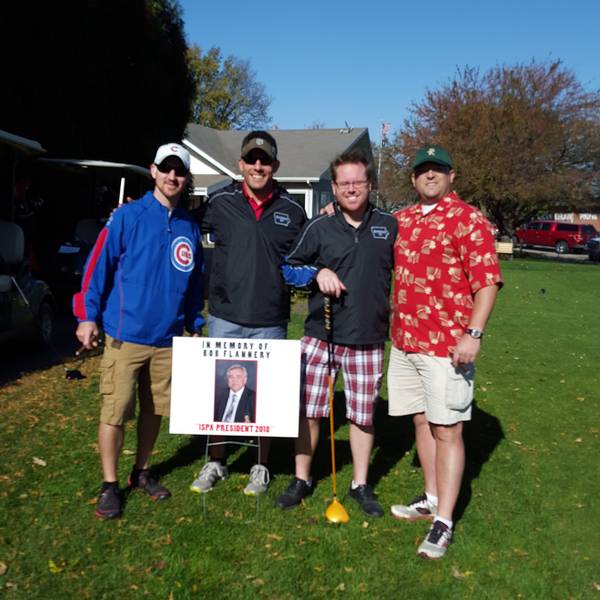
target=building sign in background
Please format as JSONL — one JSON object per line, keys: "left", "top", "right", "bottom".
{"left": 170, "top": 337, "right": 301, "bottom": 438}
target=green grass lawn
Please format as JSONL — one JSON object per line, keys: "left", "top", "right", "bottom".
{"left": 1, "top": 258, "right": 599, "bottom": 599}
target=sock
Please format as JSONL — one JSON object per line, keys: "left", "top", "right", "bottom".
{"left": 351, "top": 480, "right": 365, "bottom": 490}
{"left": 434, "top": 516, "right": 453, "bottom": 529}
{"left": 101, "top": 481, "right": 118, "bottom": 491}
{"left": 425, "top": 492, "right": 438, "bottom": 506}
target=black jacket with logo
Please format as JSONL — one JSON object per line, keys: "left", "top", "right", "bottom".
{"left": 284, "top": 204, "right": 397, "bottom": 345}
{"left": 198, "top": 182, "right": 307, "bottom": 327}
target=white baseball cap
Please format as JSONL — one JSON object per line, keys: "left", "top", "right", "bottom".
{"left": 153, "top": 143, "right": 191, "bottom": 171}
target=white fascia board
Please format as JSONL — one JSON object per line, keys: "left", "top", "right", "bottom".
{"left": 183, "top": 139, "right": 238, "bottom": 178}
{"left": 276, "top": 177, "right": 320, "bottom": 182}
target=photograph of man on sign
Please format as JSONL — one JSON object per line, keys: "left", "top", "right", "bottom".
{"left": 213, "top": 361, "right": 257, "bottom": 424}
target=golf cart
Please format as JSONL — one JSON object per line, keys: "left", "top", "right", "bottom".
{"left": 0, "top": 130, "right": 55, "bottom": 345}
{"left": 0, "top": 219, "right": 54, "bottom": 345}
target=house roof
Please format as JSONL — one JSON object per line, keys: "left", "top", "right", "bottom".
{"left": 184, "top": 124, "right": 371, "bottom": 182}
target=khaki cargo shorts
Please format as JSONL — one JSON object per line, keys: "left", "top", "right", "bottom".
{"left": 387, "top": 346, "right": 473, "bottom": 425}
{"left": 99, "top": 334, "right": 172, "bottom": 426}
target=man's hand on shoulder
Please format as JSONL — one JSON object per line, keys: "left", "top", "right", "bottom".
{"left": 320, "top": 202, "right": 335, "bottom": 216}
{"left": 316, "top": 268, "right": 346, "bottom": 298}
{"left": 451, "top": 334, "right": 480, "bottom": 367}
{"left": 76, "top": 321, "right": 100, "bottom": 351}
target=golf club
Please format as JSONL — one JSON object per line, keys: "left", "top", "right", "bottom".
{"left": 323, "top": 295, "right": 350, "bottom": 524}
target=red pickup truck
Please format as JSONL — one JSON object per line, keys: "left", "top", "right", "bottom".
{"left": 514, "top": 220, "right": 598, "bottom": 254}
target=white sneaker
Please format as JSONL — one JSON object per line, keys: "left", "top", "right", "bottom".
{"left": 390, "top": 493, "right": 437, "bottom": 521}
{"left": 243, "top": 464, "right": 270, "bottom": 496}
{"left": 190, "top": 461, "right": 228, "bottom": 493}
{"left": 418, "top": 520, "right": 453, "bottom": 560}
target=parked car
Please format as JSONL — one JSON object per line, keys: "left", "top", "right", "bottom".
{"left": 514, "top": 220, "right": 598, "bottom": 254}
{"left": 587, "top": 236, "right": 600, "bottom": 262}
{"left": 0, "top": 220, "right": 54, "bottom": 345}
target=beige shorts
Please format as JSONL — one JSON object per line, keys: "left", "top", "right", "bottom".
{"left": 387, "top": 346, "right": 473, "bottom": 425}
{"left": 99, "top": 335, "right": 172, "bottom": 425}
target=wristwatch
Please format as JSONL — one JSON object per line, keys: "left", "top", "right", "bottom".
{"left": 466, "top": 328, "right": 484, "bottom": 339}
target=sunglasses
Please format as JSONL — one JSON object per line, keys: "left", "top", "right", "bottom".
{"left": 156, "top": 161, "right": 188, "bottom": 177}
{"left": 242, "top": 151, "right": 274, "bottom": 166}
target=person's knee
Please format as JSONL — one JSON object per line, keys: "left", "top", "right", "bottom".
{"left": 350, "top": 421, "right": 374, "bottom": 435}
{"left": 431, "top": 422, "right": 463, "bottom": 443}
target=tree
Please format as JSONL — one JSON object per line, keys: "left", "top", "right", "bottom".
{"left": 1, "top": 0, "right": 194, "bottom": 165}
{"left": 392, "top": 61, "right": 600, "bottom": 234}
{"left": 187, "top": 45, "right": 271, "bottom": 130}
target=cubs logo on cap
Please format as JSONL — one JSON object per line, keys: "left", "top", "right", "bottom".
{"left": 171, "top": 236, "right": 194, "bottom": 272}
{"left": 154, "top": 143, "right": 191, "bottom": 171}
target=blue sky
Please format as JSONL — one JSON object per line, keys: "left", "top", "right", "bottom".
{"left": 179, "top": 0, "right": 600, "bottom": 142}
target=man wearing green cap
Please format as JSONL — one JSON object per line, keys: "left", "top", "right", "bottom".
{"left": 387, "top": 145, "right": 503, "bottom": 559}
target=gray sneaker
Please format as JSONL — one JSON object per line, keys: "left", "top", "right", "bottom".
{"left": 418, "top": 520, "right": 453, "bottom": 560}
{"left": 390, "top": 493, "right": 437, "bottom": 521}
{"left": 190, "top": 461, "right": 228, "bottom": 493}
{"left": 243, "top": 464, "right": 270, "bottom": 496}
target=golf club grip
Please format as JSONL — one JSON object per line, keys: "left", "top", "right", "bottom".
{"left": 324, "top": 295, "right": 332, "bottom": 333}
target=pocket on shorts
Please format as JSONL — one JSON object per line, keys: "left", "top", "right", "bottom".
{"left": 445, "top": 363, "right": 474, "bottom": 411}
{"left": 99, "top": 358, "right": 116, "bottom": 395}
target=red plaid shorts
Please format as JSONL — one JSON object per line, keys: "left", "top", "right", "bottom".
{"left": 301, "top": 336, "right": 384, "bottom": 426}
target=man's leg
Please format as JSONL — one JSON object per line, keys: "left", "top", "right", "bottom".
{"left": 295, "top": 415, "right": 320, "bottom": 481}
{"left": 348, "top": 422, "right": 374, "bottom": 485}
{"left": 343, "top": 344, "right": 384, "bottom": 517}
{"left": 431, "top": 422, "right": 464, "bottom": 521}
{"left": 129, "top": 348, "right": 171, "bottom": 499}
{"left": 414, "top": 412, "right": 438, "bottom": 497}
{"left": 135, "top": 412, "right": 162, "bottom": 470}
{"left": 98, "top": 422, "right": 124, "bottom": 482}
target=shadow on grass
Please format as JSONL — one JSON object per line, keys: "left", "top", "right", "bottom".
{"left": 454, "top": 401, "right": 504, "bottom": 523}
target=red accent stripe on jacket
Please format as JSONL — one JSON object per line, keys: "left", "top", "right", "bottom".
{"left": 73, "top": 227, "right": 109, "bottom": 321}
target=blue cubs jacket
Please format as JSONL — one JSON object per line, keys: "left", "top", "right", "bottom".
{"left": 73, "top": 191, "right": 204, "bottom": 347}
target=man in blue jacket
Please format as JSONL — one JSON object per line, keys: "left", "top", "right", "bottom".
{"left": 74, "top": 143, "right": 204, "bottom": 519}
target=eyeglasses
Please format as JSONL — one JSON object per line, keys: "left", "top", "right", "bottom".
{"left": 334, "top": 180, "right": 369, "bottom": 190}
{"left": 156, "top": 162, "right": 188, "bottom": 177}
{"left": 242, "top": 151, "right": 274, "bottom": 166}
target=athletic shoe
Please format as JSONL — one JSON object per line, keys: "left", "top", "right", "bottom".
{"left": 275, "top": 477, "right": 313, "bottom": 509}
{"left": 95, "top": 485, "right": 121, "bottom": 519}
{"left": 128, "top": 469, "right": 171, "bottom": 500}
{"left": 348, "top": 484, "right": 384, "bottom": 517}
{"left": 390, "top": 493, "right": 437, "bottom": 521}
{"left": 418, "top": 520, "right": 453, "bottom": 560}
{"left": 190, "top": 461, "right": 228, "bottom": 494}
{"left": 243, "top": 464, "right": 270, "bottom": 496}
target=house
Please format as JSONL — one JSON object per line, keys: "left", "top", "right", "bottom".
{"left": 183, "top": 124, "right": 373, "bottom": 218}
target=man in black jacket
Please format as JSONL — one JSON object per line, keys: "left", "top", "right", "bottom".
{"left": 275, "top": 150, "right": 397, "bottom": 516}
{"left": 190, "top": 131, "right": 307, "bottom": 497}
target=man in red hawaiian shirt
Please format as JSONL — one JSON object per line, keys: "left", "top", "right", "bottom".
{"left": 388, "top": 145, "right": 503, "bottom": 560}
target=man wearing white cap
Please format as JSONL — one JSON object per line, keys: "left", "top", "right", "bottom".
{"left": 74, "top": 143, "right": 205, "bottom": 519}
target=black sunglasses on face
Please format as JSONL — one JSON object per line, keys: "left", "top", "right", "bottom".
{"left": 156, "top": 161, "right": 188, "bottom": 177}
{"left": 242, "top": 151, "right": 274, "bottom": 166}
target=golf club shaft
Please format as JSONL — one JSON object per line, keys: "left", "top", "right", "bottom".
{"left": 324, "top": 296, "right": 338, "bottom": 498}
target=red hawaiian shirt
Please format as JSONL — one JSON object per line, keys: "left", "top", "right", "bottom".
{"left": 391, "top": 192, "right": 503, "bottom": 358}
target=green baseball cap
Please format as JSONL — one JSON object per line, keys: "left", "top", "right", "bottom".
{"left": 412, "top": 145, "right": 453, "bottom": 170}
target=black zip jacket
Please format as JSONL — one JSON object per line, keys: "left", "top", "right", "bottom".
{"left": 198, "top": 182, "right": 307, "bottom": 327}
{"left": 283, "top": 204, "right": 397, "bottom": 345}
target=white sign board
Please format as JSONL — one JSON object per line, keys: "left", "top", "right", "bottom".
{"left": 170, "top": 337, "right": 301, "bottom": 438}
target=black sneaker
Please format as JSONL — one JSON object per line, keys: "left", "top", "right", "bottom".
{"left": 128, "top": 469, "right": 171, "bottom": 500}
{"left": 348, "top": 484, "right": 384, "bottom": 517}
{"left": 95, "top": 485, "right": 121, "bottom": 519}
{"left": 275, "top": 477, "right": 313, "bottom": 509}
